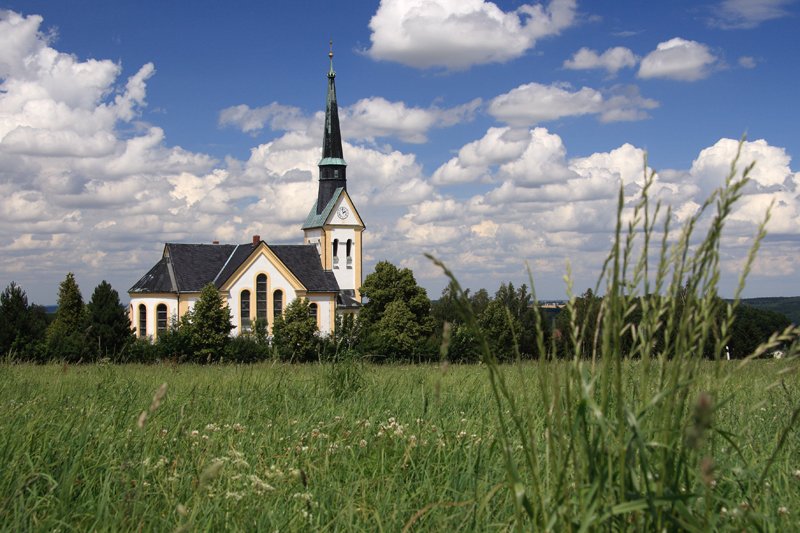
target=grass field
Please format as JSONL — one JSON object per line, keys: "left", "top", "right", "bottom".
{"left": 2, "top": 360, "right": 799, "bottom": 531}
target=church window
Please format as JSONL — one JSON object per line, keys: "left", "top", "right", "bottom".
{"left": 241, "top": 290, "right": 251, "bottom": 331}
{"left": 346, "top": 239, "right": 353, "bottom": 268}
{"left": 308, "top": 303, "right": 318, "bottom": 323}
{"left": 256, "top": 274, "right": 267, "bottom": 321}
{"left": 156, "top": 304, "right": 168, "bottom": 335}
{"left": 138, "top": 304, "right": 147, "bottom": 337}
{"left": 273, "top": 290, "right": 283, "bottom": 320}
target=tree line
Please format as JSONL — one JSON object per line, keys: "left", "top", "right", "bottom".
{"left": 1, "top": 261, "right": 792, "bottom": 363}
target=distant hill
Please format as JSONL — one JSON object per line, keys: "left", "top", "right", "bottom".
{"left": 739, "top": 297, "right": 800, "bottom": 325}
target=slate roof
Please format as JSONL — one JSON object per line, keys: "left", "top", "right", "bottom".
{"left": 270, "top": 245, "right": 339, "bottom": 292}
{"left": 130, "top": 257, "right": 174, "bottom": 293}
{"left": 129, "top": 242, "right": 339, "bottom": 294}
{"left": 302, "top": 187, "right": 343, "bottom": 230}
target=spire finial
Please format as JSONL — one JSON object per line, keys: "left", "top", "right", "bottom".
{"left": 328, "top": 40, "right": 335, "bottom": 77}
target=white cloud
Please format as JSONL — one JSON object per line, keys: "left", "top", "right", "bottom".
{"left": 638, "top": 37, "right": 718, "bottom": 81}
{"left": 738, "top": 56, "right": 757, "bottom": 68}
{"left": 219, "top": 96, "right": 481, "bottom": 144}
{"left": 365, "top": 0, "right": 577, "bottom": 69}
{"left": 488, "top": 82, "right": 658, "bottom": 126}
{"left": 710, "top": 0, "right": 793, "bottom": 29}
{"left": 563, "top": 46, "right": 638, "bottom": 74}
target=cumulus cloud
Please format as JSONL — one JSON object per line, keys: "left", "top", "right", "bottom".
{"left": 220, "top": 96, "right": 481, "bottom": 144}
{"left": 365, "top": 0, "right": 577, "bottom": 69}
{"left": 638, "top": 37, "right": 718, "bottom": 81}
{"left": 710, "top": 0, "right": 793, "bottom": 29}
{"left": 563, "top": 46, "right": 638, "bottom": 74}
{"left": 488, "top": 82, "right": 658, "bottom": 126}
{"left": 402, "top": 127, "right": 799, "bottom": 294}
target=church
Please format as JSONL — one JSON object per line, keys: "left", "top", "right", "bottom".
{"left": 128, "top": 50, "right": 364, "bottom": 338}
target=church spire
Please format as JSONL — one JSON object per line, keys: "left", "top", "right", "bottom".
{"left": 317, "top": 40, "right": 347, "bottom": 214}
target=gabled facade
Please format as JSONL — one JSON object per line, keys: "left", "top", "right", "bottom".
{"left": 128, "top": 48, "right": 363, "bottom": 338}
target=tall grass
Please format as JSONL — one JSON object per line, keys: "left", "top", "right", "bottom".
{"left": 430, "top": 143, "right": 800, "bottom": 530}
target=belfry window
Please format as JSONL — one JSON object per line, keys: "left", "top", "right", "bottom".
{"left": 156, "top": 304, "right": 168, "bottom": 335}
{"left": 332, "top": 239, "right": 339, "bottom": 268}
{"left": 138, "top": 304, "right": 147, "bottom": 337}
{"left": 273, "top": 290, "right": 283, "bottom": 321}
{"left": 256, "top": 274, "right": 267, "bottom": 321}
{"left": 241, "top": 290, "right": 251, "bottom": 330}
{"left": 346, "top": 239, "right": 353, "bottom": 268}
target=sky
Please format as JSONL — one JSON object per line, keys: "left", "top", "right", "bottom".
{"left": 1, "top": 0, "right": 799, "bottom": 305}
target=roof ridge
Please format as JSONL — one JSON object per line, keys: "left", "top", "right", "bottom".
{"left": 213, "top": 244, "right": 240, "bottom": 285}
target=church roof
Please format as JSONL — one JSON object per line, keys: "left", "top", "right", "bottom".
{"left": 302, "top": 187, "right": 344, "bottom": 230}
{"left": 129, "top": 242, "right": 339, "bottom": 294}
{"left": 130, "top": 257, "right": 174, "bottom": 293}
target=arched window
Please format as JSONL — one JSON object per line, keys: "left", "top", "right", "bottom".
{"left": 346, "top": 239, "right": 353, "bottom": 268}
{"left": 138, "top": 304, "right": 147, "bottom": 337}
{"left": 241, "top": 290, "right": 251, "bottom": 330}
{"left": 256, "top": 274, "right": 267, "bottom": 322}
{"left": 308, "top": 303, "right": 318, "bottom": 323}
{"left": 332, "top": 239, "right": 339, "bottom": 268}
{"left": 273, "top": 289, "right": 283, "bottom": 320}
{"left": 156, "top": 304, "right": 168, "bottom": 335}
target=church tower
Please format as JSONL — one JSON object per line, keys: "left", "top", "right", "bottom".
{"left": 302, "top": 44, "right": 365, "bottom": 300}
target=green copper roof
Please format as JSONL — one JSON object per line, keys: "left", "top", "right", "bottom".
{"left": 302, "top": 187, "right": 344, "bottom": 230}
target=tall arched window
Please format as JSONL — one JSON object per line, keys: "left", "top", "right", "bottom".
{"left": 273, "top": 290, "right": 283, "bottom": 321}
{"left": 308, "top": 303, "right": 318, "bottom": 323}
{"left": 138, "top": 304, "right": 147, "bottom": 337}
{"left": 346, "top": 239, "right": 353, "bottom": 268}
{"left": 332, "top": 239, "right": 339, "bottom": 268}
{"left": 256, "top": 274, "right": 267, "bottom": 322}
{"left": 241, "top": 290, "right": 251, "bottom": 330}
{"left": 156, "top": 304, "right": 168, "bottom": 335}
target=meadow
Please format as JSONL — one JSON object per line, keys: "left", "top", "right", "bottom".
{"left": 1, "top": 360, "right": 798, "bottom": 531}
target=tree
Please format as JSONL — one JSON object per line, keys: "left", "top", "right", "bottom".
{"left": 46, "top": 272, "right": 88, "bottom": 362}
{"left": 0, "top": 282, "right": 47, "bottom": 359}
{"left": 180, "top": 283, "right": 234, "bottom": 362}
{"left": 478, "top": 299, "right": 523, "bottom": 361}
{"left": 359, "top": 261, "right": 434, "bottom": 359}
{"left": 86, "top": 280, "right": 134, "bottom": 359}
{"left": 272, "top": 298, "right": 318, "bottom": 362}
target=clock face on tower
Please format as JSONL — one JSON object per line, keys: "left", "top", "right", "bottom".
{"left": 336, "top": 206, "right": 349, "bottom": 220}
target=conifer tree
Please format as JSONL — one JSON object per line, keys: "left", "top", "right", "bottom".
{"left": 0, "top": 282, "right": 47, "bottom": 358}
{"left": 46, "top": 272, "right": 88, "bottom": 362}
{"left": 87, "top": 280, "right": 134, "bottom": 359}
{"left": 181, "top": 283, "right": 233, "bottom": 362}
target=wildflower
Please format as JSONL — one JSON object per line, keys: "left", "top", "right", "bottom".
{"left": 202, "top": 434, "right": 209, "bottom": 440}
{"left": 176, "top": 503, "right": 188, "bottom": 516}
{"left": 794, "top": 469, "right": 800, "bottom": 480}
{"left": 225, "top": 491, "right": 244, "bottom": 501}
{"left": 778, "top": 506, "right": 789, "bottom": 516}
{"left": 205, "top": 423, "right": 220, "bottom": 432}
{"left": 190, "top": 430, "right": 199, "bottom": 438}
{"left": 359, "top": 439, "right": 367, "bottom": 448}
{"left": 232, "top": 423, "right": 245, "bottom": 432}
{"left": 310, "top": 428, "right": 320, "bottom": 438}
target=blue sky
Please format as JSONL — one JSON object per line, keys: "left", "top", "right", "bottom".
{"left": 1, "top": 0, "right": 798, "bottom": 304}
